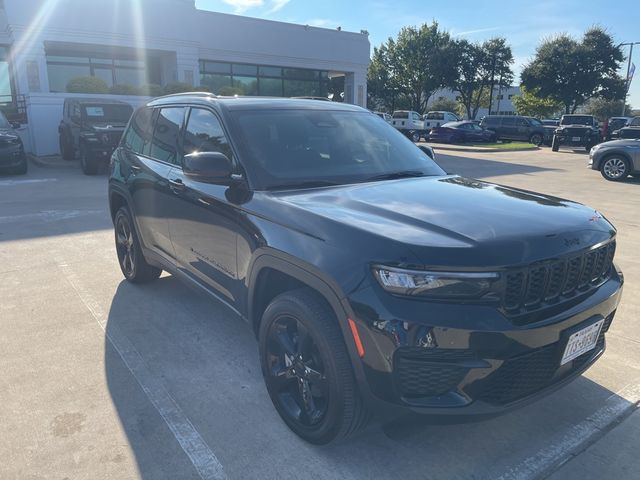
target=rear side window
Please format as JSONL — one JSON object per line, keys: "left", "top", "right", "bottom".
{"left": 502, "top": 117, "right": 516, "bottom": 126}
{"left": 392, "top": 111, "right": 408, "bottom": 119}
{"left": 482, "top": 116, "right": 499, "bottom": 127}
{"left": 123, "top": 107, "right": 153, "bottom": 155}
{"left": 631, "top": 117, "right": 640, "bottom": 127}
{"left": 183, "top": 108, "right": 233, "bottom": 161}
{"left": 149, "top": 107, "right": 186, "bottom": 164}
{"left": 426, "top": 112, "right": 444, "bottom": 120}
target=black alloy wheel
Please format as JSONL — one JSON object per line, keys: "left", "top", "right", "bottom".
{"left": 114, "top": 207, "right": 161, "bottom": 283}
{"left": 259, "top": 289, "right": 370, "bottom": 444}
{"left": 81, "top": 147, "right": 98, "bottom": 175}
{"left": 265, "top": 314, "right": 329, "bottom": 427}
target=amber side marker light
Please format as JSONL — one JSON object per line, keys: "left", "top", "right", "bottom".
{"left": 347, "top": 318, "right": 365, "bottom": 358}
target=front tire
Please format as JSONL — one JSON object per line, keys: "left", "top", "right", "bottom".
{"left": 551, "top": 136, "right": 560, "bottom": 152}
{"left": 259, "top": 289, "right": 369, "bottom": 444}
{"left": 600, "top": 155, "right": 630, "bottom": 181}
{"left": 14, "top": 154, "right": 28, "bottom": 175}
{"left": 81, "top": 147, "right": 99, "bottom": 175}
{"left": 410, "top": 131, "right": 421, "bottom": 143}
{"left": 114, "top": 207, "right": 162, "bottom": 283}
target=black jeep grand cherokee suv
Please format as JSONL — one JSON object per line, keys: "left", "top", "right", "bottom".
{"left": 108, "top": 94, "right": 623, "bottom": 444}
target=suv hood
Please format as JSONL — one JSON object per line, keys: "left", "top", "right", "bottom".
{"left": 263, "top": 176, "right": 615, "bottom": 267}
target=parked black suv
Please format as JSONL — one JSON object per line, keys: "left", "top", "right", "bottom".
{"left": 0, "top": 110, "right": 27, "bottom": 175}
{"left": 59, "top": 98, "right": 133, "bottom": 174}
{"left": 614, "top": 116, "right": 640, "bottom": 139}
{"left": 552, "top": 114, "right": 601, "bottom": 152}
{"left": 479, "top": 115, "right": 547, "bottom": 145}
{"left": 109, "top": 94, "right": 623, "bottom": 444}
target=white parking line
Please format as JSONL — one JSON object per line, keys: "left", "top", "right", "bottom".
{"left": 57, "top": 260, "right": 227, "bottom": 480}
{"left": 495, "top": 383, "right": 640, "bottom": 480}
{"left": 0, "top": 210, "right": 102, "bottom": 224}
{"left": 0, "top": 178, "right": 57, "bottom": 187}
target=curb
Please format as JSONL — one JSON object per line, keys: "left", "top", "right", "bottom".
{"left": 29, "top": 154, "right": 79, "bottom": 169}
{"left": 422, "top": 143, "right": 541, "bottom": 153}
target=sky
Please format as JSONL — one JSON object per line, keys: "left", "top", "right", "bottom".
{"left": 196, "top": 0, "right": 640, "bottom": 108}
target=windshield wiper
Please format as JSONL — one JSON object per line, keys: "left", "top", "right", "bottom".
{"left": 363, "top": 170, "right": 428, "bottom": 182}
{"left": 266, "top": 180, "right": 340, "bottom": 191}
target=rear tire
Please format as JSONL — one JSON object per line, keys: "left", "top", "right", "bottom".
{"left": 81, "top": 147, "right": 99, "bottom": 175}
{"left": 14, "top": 155, "right": 28, "bottom": 175}
{"left": 259, "top": 288, "right": 370, "bottom": 444}
{"left": 114, "top": 207, "right": 162, "bottom": 283}
{"left": 59, "top": 134, "right": 74, "bottom": 160}
{"left": 529, "top": 133, "right": 543, "bottom": 146}
{"left": 410, "top": 131, "right": 421, "bottom": 143}
{"left": 600, "top": 155, "right": 630, "bottom": 181}
{"left": 551, "top": 136, "right": 560, "bottom": 152}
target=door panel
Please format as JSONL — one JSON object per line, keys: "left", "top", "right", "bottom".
{"left": 167, "top": 107, "right": 241, "bottom": 303}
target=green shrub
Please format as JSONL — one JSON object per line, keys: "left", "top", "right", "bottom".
{"left": 66, "top": 76, "right": 109, "bottom": 94}
{"left": 141, "top": 84, "right": 164, "bottom": 97}
{"left": 162, "top": 82, "right": 195, "bottom": 95}
{"left": 109, "top": 84, "right": 142, "bottom": 95}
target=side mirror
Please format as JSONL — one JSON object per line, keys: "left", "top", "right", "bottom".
{"left": 183, "top": 152, "right": 233, "bottom": 183}
{"left": 10, "top": 121, "right": 21, "bottom": 129}
{"left": 417, "top": 144, "right": 434, "bottom": 160}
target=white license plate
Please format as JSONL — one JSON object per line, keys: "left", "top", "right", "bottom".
{"left": 561, "top": 319, "right": 604, "bottom": 366}
{"left": 572, "top": 136, "right": 581, "bottom": 141}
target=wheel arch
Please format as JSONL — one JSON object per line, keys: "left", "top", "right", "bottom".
{"left": 247, "top": 252, "right": 350, "bottom": 338}
{"left": 597, "top": 150, "right": 633, "bottom": 171}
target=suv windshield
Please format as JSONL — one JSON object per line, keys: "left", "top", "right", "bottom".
{"left": 561, "top": 115, "right": 593, "bottom": 126}
{"left": 232, "top": 109, "right": 445, "bottom": 190}
{"left": 82, "top": 104, "right": 133, "bottom": 123}
{"left": 0, "top": 111, "right": 11, "bottom": 129}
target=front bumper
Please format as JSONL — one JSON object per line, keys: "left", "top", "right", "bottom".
{"left": 554, "top": 132, "right": 599, "bottom": 147}
{"left": 0, "top": 144, "right": 26, "bottom": 169}
{"left": 346, "top": 269, "right": 623, "bottom": 418}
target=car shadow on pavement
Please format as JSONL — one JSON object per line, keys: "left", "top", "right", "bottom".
{"left": 435, "top": 153, "right": 561, "bottom": 180}
{"left": 105, "top": 275, "right": 630, "bottom": 480}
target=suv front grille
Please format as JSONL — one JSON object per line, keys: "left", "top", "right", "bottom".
{"left": 503, "top": 241, "right": 615, "bottom": 320}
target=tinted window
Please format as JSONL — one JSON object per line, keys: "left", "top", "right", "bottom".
{"left": 232, "top": 109, "right": 445, "bottom": 190}
{"left": 560, "top": 115, "right": 593, "bottom": 126}
{"left": 123, "top": 107, "right": 153, "bottom": 155}
{"left": 82, "top": 104, "right": 133, "bottom": 123}
{"left": 502, "top": 117, "right": 516, "bottom": 126}
{"left": 631, "top": 117, "right": 640, "bottom": 127}
{"left": 482, "top": 116, "right": 499, "bottom": 126}
{"left": 528, "top": 118, "right": 543, "bottom": 126}
{"left": 392, "top": 111, "right": 409, "bottom": 119}
{"left": 149, "top": 107, "right": 185, "bottom": 164}
{"left": 517, "top": 118, "right": 529, "bottom": 127}
{"left": 412, "top": 113, "right": 421, "bottom": 121}
{"left": 426, "top": 112, "right": 444, "bottom": 120}
{"left": 183, "top": 108, "right": 233, "bottom": 161}
{"left": 0, "top": 111, "right": 10, "bottom": 129}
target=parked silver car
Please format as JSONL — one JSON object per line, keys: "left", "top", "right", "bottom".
{"left": 589, "top": 139, "right": 640, "bottom": 181}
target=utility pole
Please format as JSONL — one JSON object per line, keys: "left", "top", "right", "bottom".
{"left": 620, "top": 42, "right": 640, "bottom": 116}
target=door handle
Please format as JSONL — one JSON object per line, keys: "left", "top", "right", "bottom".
{"left": 169, "top": 178, "right": 185, "bottom": 191}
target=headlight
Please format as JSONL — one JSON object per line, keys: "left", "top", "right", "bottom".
{"left": 372, "top": 265, "right": 499, "bottom": 299}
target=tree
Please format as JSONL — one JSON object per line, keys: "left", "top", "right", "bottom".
{"left": 450, "top": 38, "right": 513, "bottom": 119}
{"left": 585, "top": 97, "right": 632, "bottom": 120}
{"left": 367, "top": 22, "right": 457, "bottom": 112}
{"left": 521, "top": 27, "right": 625, "bottom": 114}
{"left": 428, "top": 96, "right": 459, "bottom": 113}
{"left": 512, "top": 86, "right": 563, "bottom": 118}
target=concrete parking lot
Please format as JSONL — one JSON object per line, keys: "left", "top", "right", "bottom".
{"left": 1, "top": 148, "right": 639, "bottom": 480}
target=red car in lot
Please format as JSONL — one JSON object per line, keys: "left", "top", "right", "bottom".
{"left": 429, "top": 121, "right": 497, "bottom": 144}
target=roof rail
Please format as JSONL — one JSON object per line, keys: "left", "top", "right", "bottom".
{"left": 156, "top": 91, "right": 219, "bottom": 99}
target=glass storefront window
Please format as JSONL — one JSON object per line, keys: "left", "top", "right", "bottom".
{"left": 233, "top": 76, "right": 258, "bottom": 95}
{"left": 0, "top": 46, "right": 11, "bottom": 100}
{"left": 201, "top": 74, "right": 232, "bottom": 92}
{"left": 233, "top": 64, "right": 257, "bottom": 76}
{"left": 47, "top": 64, "right": 91, "bottom": 92}
{"left": 46, "top": 51, "right": 157, "bottom": 93}
{"left": 258, "top": 78, "right": 283, "bottom": 97}
{"left": 258, "top": 66, "right": 282, "bottom": 77}
{"left": 200, "top": 60, "right": 328, "bottom": 99}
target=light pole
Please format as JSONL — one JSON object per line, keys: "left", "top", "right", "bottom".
{"left": 620, "top": 42, "right": 640, "bottom": 116}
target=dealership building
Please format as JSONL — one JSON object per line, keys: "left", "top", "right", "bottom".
{"left": 0, "top": 0, "right": 370, "bottom": 155}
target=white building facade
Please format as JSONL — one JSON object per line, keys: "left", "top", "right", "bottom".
{"left": 0, "top": 0, "right": 370, "bottom": 155}
{"left": 427, "top": 86, "right": 522, "bottom": 119}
